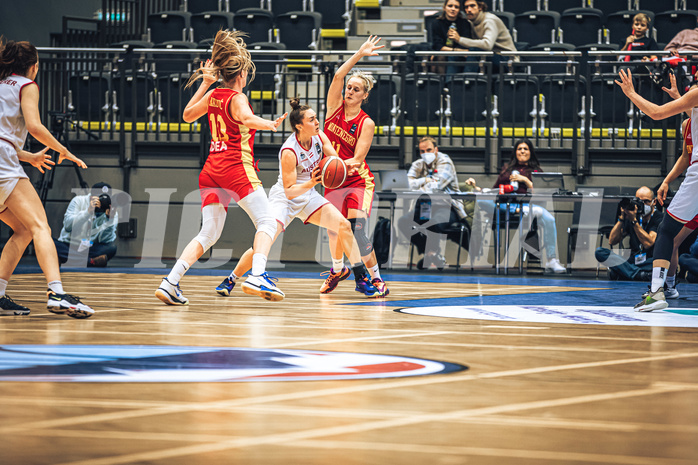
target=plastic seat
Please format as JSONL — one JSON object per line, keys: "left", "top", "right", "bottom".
{"left": 446, "top": 74, "right": 490, "bottom": 127}
{"left": 229, "top": 0, "right": 266, "bottom": 13}
{"left": 517, "top": 42, "right": 576, "bottom": 75}
{"left": 363, "top": 75, "right": 400, "bottom": 128}
{"left": 147, "top": 11, "right": 192, "bottom": 44}
{"left": 68, "top": 73, "right": 112, "bottom": 122}
{"left": 589, "top": 74, "right": 635, "bottom": 132}
{"left": 114, "top": 72, "right": 158, "bottom": 127}
{"left": 156, "top": 73, "right": 198, "bottom": 124}
{"left": 513, "top": 11, "right": 560, "bottom": 48}
{"left": 191, "top": 11, "right": 234, "bottom": 44}
{"left": 232, "top": 8, "right": 274, "bottom": 44}
{"left": 588, "top": 0, "right": 639, "bottom": 16}
{"left": 558, "top": 8, "right": 604, "bottom": 46}
{"left": 247, "top": 42, "right": 285, "bottom": 105}
{"left": 275, "top": 11, "right": 322, "bottom": 50}
{"left": 493, "top": 75, "right": 540, "bottom": 133}
{"left": 575, "top": 43, "right": 619, "bottom": 79}
{"left": 498, "top": 0, "right": 540, "bottom": 16}
{"left": 402, "top": 73, "right": 444, "bottom": 127}
{"left": 494, "top": 11, "right": 515, "bottom": 32}
{"left": 269, "top": 0, "right": 305, "bottom": 17}
{"left": 604, "top": 10, "right": 655, "bottom": 48}
{"left": 314, "top": 0, "right": 351, "bottom": 33}
{"left": 654, "top": 10, "right": 698, "bottom": 45}
{"left": 184, "top": 0, "right": 229, "bottom": 14}
{"left": 152, "top": 41, "right": 200, "bottom": 75}
{"left": 539, "top": 75, "right": 587, "bottom": 130}
{"left": 546, "top": 0, "right": 587, "bottom": 13}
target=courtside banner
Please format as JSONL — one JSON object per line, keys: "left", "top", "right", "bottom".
{"left": 0, "top": 345, "right": 466, "bottom": 382}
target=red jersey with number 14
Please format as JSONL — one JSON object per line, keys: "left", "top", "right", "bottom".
{"left": 324, "top": 103, "right": 374, "bottom": 185}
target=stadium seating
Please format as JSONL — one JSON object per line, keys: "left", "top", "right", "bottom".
{"left": 402, "top": 73, "right": 444, "bottom": 127}
{"left": 147, "top": 11, "right": 192, "bottom": 44}
{"left": 539, "top": 75, "right": 587, "bottom": 129}
{"left": 268, "top": 0, "right": 305, "bottom": 17}
{"left": 232, "top": 8, "right": 274, "bottom": 44}
{"left": 191, "top": 12, "right": 234, "bottom": 44}
{"left": 558, "top": 8, "right": 604, "bottom": 46}
{"left": 498, "top": 0, "right": 539, "bottom": 16}
{"left": 184, "top": 0, "right": 229, "bottom": 14}
{"left": 445, "top": 74, "right": 490, "bottom": 127}
{"left": 275, "top": 11, "right": 322, "bottom": 50}
{"left": 493, "top": 75, "right": 540, "bottom": 133}
{"left": 654, "top": 10, "right": 698, "bottom": 45}
{"left": 514, "top": 11, "right": 560, "bottom": 48}
{"left": 68, "top": 73, "right": 113, "bottom": 122}
{"left": 364, "top": 75, "right": 400, "bottom": 128}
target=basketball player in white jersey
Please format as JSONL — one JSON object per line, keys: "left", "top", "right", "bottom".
{"left": 0, "top": 38, "right": 93, "bottom": 317}
{"left": 617, "top": 68, "right": 698, "bottom": 311}
{"left": 214, "top": 98, "right": 382, "bottom": 297}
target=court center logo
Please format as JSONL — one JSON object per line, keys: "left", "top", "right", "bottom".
{"left": 0, "top": 345, "right": 466, "bottom": 382}
{"left": 397, "top": 305, "right": 698, "bottom": 328}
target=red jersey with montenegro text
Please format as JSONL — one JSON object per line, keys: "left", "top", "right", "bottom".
{"left": 324, "top": 103, "right": 374, "bottom": 186}
{"left": 199, "top": 87, "right": 261, "bottom": 207}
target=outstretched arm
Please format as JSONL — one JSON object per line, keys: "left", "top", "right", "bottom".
{"left": 230, "top": 93, "right": 287, "bottom": 131}
{"left": 326, "top": 36, "right": 384, "bottom": 116}
{"left": 616, "top": 69, "right": 698, "bottom": 120}
{"left": 183, "top": 60, "right": 217, "bottom": 122}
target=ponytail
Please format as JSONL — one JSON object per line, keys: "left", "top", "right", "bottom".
{"left": 0, "top": 37, "right": 38, "bottom": 80}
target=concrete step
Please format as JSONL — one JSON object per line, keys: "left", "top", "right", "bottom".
{"left": 379, "top": 6, "right": 440, "bottom": 20}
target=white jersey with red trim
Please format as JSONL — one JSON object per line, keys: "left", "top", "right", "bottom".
{"left": 275, "top": 133, "right": 324, "bottom": 187}
{"left": 690, "top": 107, "right": 697, "bottom": 166}
{"left": 0, "top": 74, "right": 35, "bottom": 179}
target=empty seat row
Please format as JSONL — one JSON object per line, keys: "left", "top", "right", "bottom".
{"left": 147, "top": 9, "right": 321, "bottom": 50}
{"left": 494, "top": 0, "right": 690, "bottom": 16}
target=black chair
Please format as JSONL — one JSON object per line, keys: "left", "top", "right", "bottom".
{"left": 424, "top": 12, "right": 439, "bottom": 45}
{"left": 446, "top": 74, "right": 490, "bottom": 127}
{"left": 498, "top": 0, "right": 540, "bottom": 16}
{"left": 539, "top": 75, "right": 587, "bottom": 130}
{"left": 654, "top": 10, "right": 698, "bottom": 45}
{"left": 589, "top": 74, "right": 635, "bottom": 133}
{"left": 558, "top": 8, "right": 604, "bottom": 46}
{"left": 314, "top": 0, "right": 350, "bottom": 31}
{"left": 513, "top": 11, "right": 560, "bottom": 48}
{"left": 493, "top": 75, "right": 540, "bottom": 133}
{"left": 229, "top": 0, "right": 265, "bottom": 13}
{"left": 68, "top": 73, "right": 112, "bottom": 122}
{"left": 184, "top": 0, "right": 229, "bottom": 14}
{"left": 546, "top": 0, "right": 586, "bottom": 13}
{"left": 191, "top": 11, "right": 234, "bottom": 44}
{"left": 575, "top": 43, "right": 619, "bottom": 80}
{"left": 494, "top": 11, "right": 515, "bottom": 32}
{"left": 402, "top": 73, "right": 444, "bottom": 127}
{"left": 588, "top": 0, "right": 639, "bottom": 16}
{"left": 147, "top": 11, "right": 193, "bottom": 44}
{"left": 152, "top": 41, "right": 200, "bottom": 75}
{"left": 275, "top": 11, "right": 322, "bottom": 50}
{"left": 247, "top": 41, "right": 285, "bottom": 108}
{"left": 114, "top": 72, "right": 158, "bottom": 128}
{"left": 604, "top": 10, "right": 655, "bottom": 49}
{"left": 233, "top": 8, "right": 274, "bottom": 44}
{"left": 269, "top": 0, "right": 306, "bottom": 17}
{"left": 519, "top": 42, "right": 576, "bottom": 75}
{"left": 363, "top": 75, "right": 400, "bottom": 128}
{"left": 156, "top": 72, "right": 197, "bottom": 124}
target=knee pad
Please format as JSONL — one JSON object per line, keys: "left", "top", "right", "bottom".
{"left": 654, "top": 215, "right": 685, "bottom": 261}
{"left": 256, "top": 215, "right": 277, "bottom": 241}
{"left": 194, "top": 204, "right": 226, "bottom": 252}
{"left": 350, "top": 217, "right": 373, "bottom": 256}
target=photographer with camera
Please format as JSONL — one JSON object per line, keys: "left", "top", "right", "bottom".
{"left": 53, "top": 182, "right": 118, "bottom": 267}
{"left": 595, "top": 186, "right": 662, "bottom": 281}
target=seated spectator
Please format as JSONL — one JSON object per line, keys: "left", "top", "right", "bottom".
{"left": 466, "top": 139, "right": 566, "bottom": 273}
{"left": 620, "top": 13, "right": 658, "bottom": 63}
{"left": 454, "top": 0, "right": 517, "bottom": 73}
{"left": 397, "top": 136, "right": 470, "bottom": 270}
{"left": 595, "top": 186, "right": 662, "bottom": 281}
{"left": 53, "top": 182, "right": 118, "bottom": 267}
{"left": 665, "top": 14, "right": 698, "bottom": 56}
{"left": 679, "top": 234, "right": 698, "bottom": 283}
{"left": 430, "top": 0, "right": 473, "bottom": 75}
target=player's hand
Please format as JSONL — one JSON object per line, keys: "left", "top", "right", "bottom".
{"left": 661, "top": 72, "right": 680, "bottom": 100}
{"left": 199, "top": 59, "right": 217, "bottom": 86}
{"left": 615, "top": 69, "right": 636, "bottom": 97}
{"left": 656, "top": 182, "right": 669, "bottom": 206}
{"left": 310, "top": 165, "right": 322, "bottom": 185}
{"left": 358, "top": 35, "right": 384, "bottom": 57}
{"left": 23, "top": 147, "right": 54, "bottom": 174}
{"left": 270, "top": 112, "right": 288, "bottom": 131}
{"left": 345, "top": 160, "right": 360, "bottom": 176}
{"left": 58, "top": 150, "right": 87, "bottom": 169}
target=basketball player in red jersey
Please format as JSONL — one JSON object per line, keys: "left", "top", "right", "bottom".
{"left": 155, "top": 30, "right": 287, "bottom": 305}
{"left": 320, "top": 36, "right": 389, "bottom": 296}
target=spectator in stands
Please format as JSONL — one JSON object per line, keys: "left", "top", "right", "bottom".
{"left": 665, "top": 14, "right": 698, "bottom": 55}
{"left": 595, "top": 186, "right": 662, "bottom": 281}
{"left": 620, "top": 13, "right": 658, "bottom": 63}
{"left": 679, "top": 234, "right": 698, "bottom": 283}
{"left": 54, "top": 182, "right": 118, "bottom": 267}
{"left": 397, "top": 137, "right": 470, "bottom": 270}
{"left": 430, "top": 0, "right": 473, "bottom": 75}
{"left": 466, "top": 139, "right": 566, "bottom": 273}
{"left": 453, "top": 0, "right": 516, "bottom": 73}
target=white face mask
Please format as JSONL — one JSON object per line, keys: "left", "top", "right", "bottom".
{"left": 421, "top": 152, "right": 436, "bottom": 165}
{"left": 642, "top": 203, "right": 652, "bottom": 216}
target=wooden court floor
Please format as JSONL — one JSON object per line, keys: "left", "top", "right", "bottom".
{"left": 1, "top": 270, "right": 697, "bottom": 465}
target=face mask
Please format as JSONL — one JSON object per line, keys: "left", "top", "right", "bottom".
{"left": 643, "top": 203, "right": 652, "bottom": 216}
{"left": 421, "top": 152, "right": 436, "bottom": 165}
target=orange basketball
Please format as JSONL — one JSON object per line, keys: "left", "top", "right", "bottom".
{"left": 318, "top": 156, "right": 347, "bottom": 189}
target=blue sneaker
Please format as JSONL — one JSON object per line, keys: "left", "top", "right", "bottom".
{"left": 355, "top": 276, "right": 383, "bottom": 298}
{"left": 242, "top": 272, "right": 285, "bottom": 301}
{"left": 215, "top": 276, "right": 236, "bottom": 296}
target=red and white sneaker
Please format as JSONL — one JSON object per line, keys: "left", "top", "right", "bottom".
{"left": 371, "top": 278, "right": 389, "bottom": 297}
{"left": 319, "top": 267, "right": 351, "bottom": 294}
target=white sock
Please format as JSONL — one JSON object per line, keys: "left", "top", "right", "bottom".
{"left": 251, "top": 253, "right": 267, "bottom": 276}
{"left": 167, "top": 259, "right": 189, "bottom": 285}
{"left": 650, "top": 267, "right": 666, "bottom": 293}
{"left": 0, "top": 278, "right": 7, "bottom": 297}
{"left": 48, "top": 281, "right": 65, "bottom": 294}
{"left": 331, "top": 257, "right": 344, "bottom": 273}
{"left": 666, "top": 274, "right": 676, "bottom": 288}
{"left": 368, "top": 264, "right": 381, "bottom": 281}
{"left": 228, "top": 271, "right": 239, "bottom": 282}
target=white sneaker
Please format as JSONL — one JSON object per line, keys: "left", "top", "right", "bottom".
{"left": 242, "top": 273, "right": 285, "bottom": 301}
{"left": 155, "top": 278, "right": 189, "bottom": 305}
{"left": 545, "top": 258, "right": 566, "bottom": 274}
{"left": 634, "top": 288, "right": 668, "bottom": 312}
{"left": 665, "top": 285, "right": 679, "bottom": 299}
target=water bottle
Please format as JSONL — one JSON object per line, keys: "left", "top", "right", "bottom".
{"left": 510, "top": 170, "right": 519, "bottom": 190}
{"left": 445, "top": 23, "right": 456, "bottom": 47}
